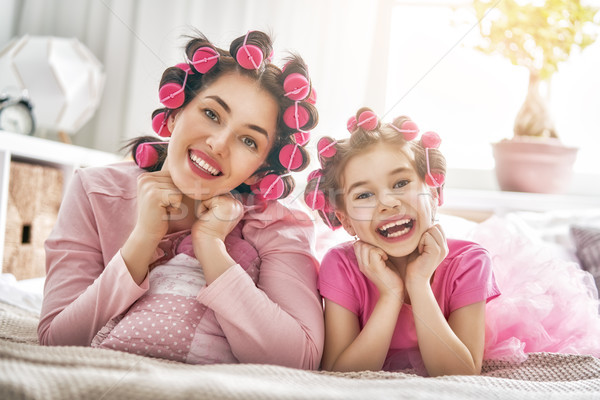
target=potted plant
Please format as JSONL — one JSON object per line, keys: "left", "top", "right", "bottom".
{"left": 473, "top": 0, "right": 599, "bottom": 194}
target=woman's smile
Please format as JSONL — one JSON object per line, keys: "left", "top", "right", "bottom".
{"left": 188, "top": 149, "right": 222, "bottom": 179}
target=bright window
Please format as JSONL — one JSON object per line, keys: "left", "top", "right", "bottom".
{"left": 385, "top": 1, "right": 600, "bottom": 176}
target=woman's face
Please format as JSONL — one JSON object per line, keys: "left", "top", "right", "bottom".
{"left": 336, "top": 142, "right": 436, "bottom": 258}
{"left": 166, "top": 72, "right": 279, "bottom": 200}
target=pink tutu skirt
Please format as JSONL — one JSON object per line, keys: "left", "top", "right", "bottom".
{"left": 467, "top": 216, "right": 600, "bottom": 363}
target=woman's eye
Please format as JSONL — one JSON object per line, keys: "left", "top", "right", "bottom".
{"left": 393, "top": 180, "right": 410, "bottom": 189}
{"left": 355, "top": 192, "right": 373, "bottom": 200}
{"left": 204, "top": 109, "right": 218, "bottom": 121}
{"left": 242, "top": 137, "right": 257, "bottom": 149}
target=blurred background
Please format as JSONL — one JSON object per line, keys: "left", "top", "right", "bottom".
{"left": 1, "top": 0, "right": 599, "bottom": 197}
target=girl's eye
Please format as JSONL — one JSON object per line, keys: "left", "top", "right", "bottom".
{"left": 355, "top": 192, "right": 373, "bottom": 200}
{"left": 393, "top": 180, "right": 410, "bottom": 189}
{"left": 204, "top": 109, "right": 218, "bottom": 121}
{"left": 242, "top": 137, "right": 257, "bottom": 150}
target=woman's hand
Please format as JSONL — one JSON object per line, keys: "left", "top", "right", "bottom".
{"left": 133, "top": 159, "right": 183, "bottom": 242}
{"left": 192, "top": 193, "right": 244, "bottom": 242}
{"left": 121, "top": 158, "right": 183, "bottom": 284}
{"left": 191, "top": 193, "right": 244, "bottom": 284}
{"left": 405, "top": 223, "right": 448, "bottom": 286}
{"left": 353, "top": 240, "right": 404, "bottom": 301}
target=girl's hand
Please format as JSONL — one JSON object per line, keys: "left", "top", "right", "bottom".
{"left": 191, "top": 193, "right": 244, "bottom": 243}
{"left": 406, "top": 223, "right": 448, "bottom": 285}
{"left": 134, "top": 160, "right": 183, "bottom": 243}
{"left": 353, "top": 240, "right": 404, "bottom": 300}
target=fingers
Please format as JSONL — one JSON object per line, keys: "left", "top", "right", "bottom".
{"left": 195, "top": 193, "right": 244, "bottom": 222}
{"left": 353, "top": 240, "right": 387, "bottom": 271}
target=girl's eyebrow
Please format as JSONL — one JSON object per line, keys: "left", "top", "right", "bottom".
{"left": 206, "top": 95, "right": 269, "bottom": 138}
{"left": 346, "top": 167, "right": 411, "bottom": 193}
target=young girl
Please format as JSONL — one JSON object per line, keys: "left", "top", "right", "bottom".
{"left": 39, "top": 30, "right": 324, "bottom": 369}
{"left": 304, "top": 108, "right": 500, "bottom": 376}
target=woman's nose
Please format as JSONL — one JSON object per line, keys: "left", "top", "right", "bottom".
{"left": 206, "top": 129, "right": 231, "bottom": 157}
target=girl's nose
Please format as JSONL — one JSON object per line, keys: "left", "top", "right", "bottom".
{"left": 377, "top": 191, "right": 402, "bottom": 212}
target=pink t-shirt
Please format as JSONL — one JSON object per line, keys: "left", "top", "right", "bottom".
{"left": 318, "top": 239, "right": 500, "bottom": 371}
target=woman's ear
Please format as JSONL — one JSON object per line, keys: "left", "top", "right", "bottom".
{"left": 335, "top": 211, "right": 356, "bottom": 236}
{"left": 167, "top": 110, "right": 179, "bottom": 133}
{"left": 244, "top": 173, "right": 262, "bottom": 186}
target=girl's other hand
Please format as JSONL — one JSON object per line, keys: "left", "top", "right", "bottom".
{"left": 353, "top": 240, "right": 404, "bottom": 300}
{"left": 406, "top": 223, "right": 448, "bottom": 285}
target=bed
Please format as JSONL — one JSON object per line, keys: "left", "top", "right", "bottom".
{"left": 1, "top": 210, "right": 600, "bottom": 399}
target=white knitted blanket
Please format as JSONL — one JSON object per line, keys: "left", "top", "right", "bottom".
{"left": 1, "top": 301, "right": 599, "bottom": 400}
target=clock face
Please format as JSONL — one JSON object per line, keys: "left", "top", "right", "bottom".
{"left": 0, "top": 101, "right": 35, "bottom": 135}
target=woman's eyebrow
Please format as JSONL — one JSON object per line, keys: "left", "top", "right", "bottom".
{"left": 206, "top": 95, "right": 230, "bottom": 113}
{"left": 206, "top": 95, "right": 269, "bottom": 139}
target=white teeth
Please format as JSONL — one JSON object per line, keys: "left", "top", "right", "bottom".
{"left": 387, "top": 226, "right": 410, "bottom": 238}
{"left": 380, "top": 219, "right": 410, "bottom": 231}
{"left": 189, "top": 152, "right": 219, "bottom": 176}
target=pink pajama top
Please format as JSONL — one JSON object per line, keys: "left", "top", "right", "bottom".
{"left": 39, "top": 161, "right": 324, "bottom": 369}
{"left": 319, "top": 240, "right": 500, "bottom": 372}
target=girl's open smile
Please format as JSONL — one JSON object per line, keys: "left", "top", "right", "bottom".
{"left": 376, "top": 217, "right": 416, "bottom": 242}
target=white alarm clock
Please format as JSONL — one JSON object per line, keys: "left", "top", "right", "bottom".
{"left": 0, "top": 92, "right": 35, "bottom": 135}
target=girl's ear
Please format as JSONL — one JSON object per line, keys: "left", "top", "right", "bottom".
{"left": 335, "top": 211, "right": 356, "bottom": 236}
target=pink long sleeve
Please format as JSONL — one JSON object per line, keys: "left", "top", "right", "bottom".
{"left": 39, "top": 165, "right": 150, "bottom": 345}
{"left": 196, "top": 202, "right": 324, "bottom": 369}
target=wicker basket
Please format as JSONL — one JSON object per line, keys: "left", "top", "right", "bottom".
{"left": 3, "top": 161, "right": 63, "bottom": 280}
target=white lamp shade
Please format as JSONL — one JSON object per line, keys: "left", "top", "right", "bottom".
{"left": 0, "top": 35, "right": 105, "bottom": 133}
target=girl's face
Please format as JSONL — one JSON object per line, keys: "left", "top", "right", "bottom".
{"left": 166, "top": 72, "right": 278, "bottom": 200}
{"left": 336, "top": 142, "right": 436, "bottom": 258}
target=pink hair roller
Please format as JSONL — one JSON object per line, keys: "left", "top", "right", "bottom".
{"left": 317, "top": 137, "right": 337, "bottom": 158}
{"left": 425, "top": 172, "right": 445, "bottom": 187}
{"left": 283, "top": 73, "right": 310, "bottom": 101}
{"left": 307, "top": 87, "right": 317, "bottom": 104}
{"left": 259, "top": 174, "right": 285, "bottom": 200}
{"left": 237, "top": 32, "right": 263, "bottom": 70}
{"left": 191, "top": 47, "right": 219, "bottom": 74}
{"left": 357, "top": 110, "right": 378, "bottom": 131}
{"left": 399, "top": 120, "right": 419, "bottom": 141}
{"left": 135, "top": 143, "right": 159, "bottom": 168}
{"left": 307, "top": 169, "right": 323, "bottom": 181}
{"left": 283, "top": 103, "right": 310, "bottom": 130}
{"left": 158, "top": 66, "right": 189, "bottom": 109}
{"left": 279, "top": 144, "right": 304, "bottom": 171}
{"left": 293, "top": 131, "right": 310, "bottom": 146}
{"left": 347, "top": 116, "right": 357, "bottom": 133}
{"left": 305, "top": 190, "right": 325, "bottom": 210}
{"left": 175, "top": 62, "right": 194, "bottom": 74}
{"left": 421, "top": 131, "right": 441, "bottom": 149}
{"left": 152, "top": 112, "right": 171, "bottom": 137}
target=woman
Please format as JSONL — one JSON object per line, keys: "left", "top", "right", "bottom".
{"left": 38, "top": 30, "right": 323, "bottom": 370}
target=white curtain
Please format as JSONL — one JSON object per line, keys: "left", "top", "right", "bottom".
{"left": 1, "top": 0, "right": 394, "bottom": 156}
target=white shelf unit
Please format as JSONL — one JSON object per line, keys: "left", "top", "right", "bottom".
{"left": 0, "top": 131, "right": 121, "bottom": 271}
{"left": 442, "top": 187, "right": 600, "bottom": 222}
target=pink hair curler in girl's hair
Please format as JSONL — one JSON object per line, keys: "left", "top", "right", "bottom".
{"left": 357, "top": 110, "right": 378, "bottom": 131}
{"left": 421, "top": 131, "right": 445, "bottom": 206}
